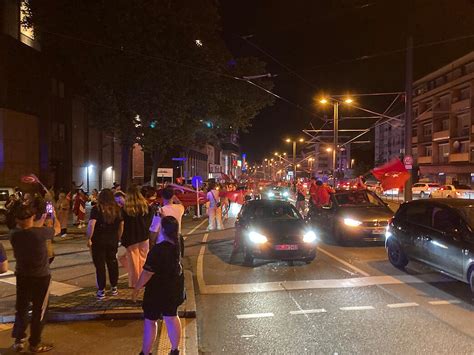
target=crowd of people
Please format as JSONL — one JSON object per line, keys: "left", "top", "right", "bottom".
{"left": 5, "top": 182, "right": 190, "bottom": 354}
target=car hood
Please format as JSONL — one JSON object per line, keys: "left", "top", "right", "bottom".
{"left": 248, "top": 218, "right": 307, "bottom": 239}
{"left": 338, "top": 206, "right": 393, "bottom": 221}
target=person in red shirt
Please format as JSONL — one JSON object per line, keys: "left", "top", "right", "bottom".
{"left": 309, "top": 177, "right": 319, "bottom": 208}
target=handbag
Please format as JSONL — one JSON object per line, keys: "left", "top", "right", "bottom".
{"left": 210, "top": 190, "right": 221, "bottom": 208}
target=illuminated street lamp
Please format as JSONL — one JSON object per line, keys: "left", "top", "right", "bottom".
{"left": 285, "top": 137, "right": 305, "bottom": 181}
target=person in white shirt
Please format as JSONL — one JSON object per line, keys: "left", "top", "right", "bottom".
{"left": 149, "top": 187, "right": 185, "bottom": 246}
{"left": 206, "top": 182, "right": 223, "bottom": 231}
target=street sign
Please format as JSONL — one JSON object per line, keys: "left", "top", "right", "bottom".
{"left": 191, "top": 175, "right": 203, "bottom": 189}
{"left": 172, "top": 157, "right": 187, "bottom": 161}
{"left": 157, "top": 168, "right": 173, "bottom": 178}
{"left": 403, "top": 156, "right": 413, "bottom": 165}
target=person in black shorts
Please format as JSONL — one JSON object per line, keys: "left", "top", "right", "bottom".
{"left": 133, "top": 216, "right": 184, "bottom": 355}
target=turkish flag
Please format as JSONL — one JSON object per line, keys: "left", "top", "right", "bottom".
{"left": 372, "top": 159, "right": 410, "bottom": 190}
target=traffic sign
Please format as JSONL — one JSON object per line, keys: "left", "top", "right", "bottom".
{"left": 191, "top": 175, "right": 203, "bottom": 189}
{"left": 403, "top": 156, "right": 413, "bottom": 165}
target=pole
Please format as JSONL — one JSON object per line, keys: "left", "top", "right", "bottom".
{"left": 86, "top": 166, "right": 90, "bottom": 193}
{"left": 333, "top": 101, "right": 339, "bottom": 187}
{"left": 403, "top": 36, "right": 413, "bottom": 202}
{"left": 293, "top": 141, "right": 296, "bottom": 182}
{"left": 195, "top": 182, "right": 201, "bottom": 218}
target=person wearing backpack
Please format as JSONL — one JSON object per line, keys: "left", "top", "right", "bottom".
{"left": 133, "top": 216, "right": 185, "bottom": 355}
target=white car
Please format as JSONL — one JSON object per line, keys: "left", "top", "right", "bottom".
{"left": 412, "top": 183, "right": 440, "bottom": 198}
{"left": 382, "top": 188, "right": 400, "bottom": 196}
{"left": 430, "top": 184, "right": 474, "bottom": 199}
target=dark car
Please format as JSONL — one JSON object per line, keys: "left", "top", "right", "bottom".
{"left": 385, "top": 199, "right": 474, "bottom": 293}
{"left": 307, "top": 189, "right": 394, "bottom": 243}
{"left": 234, "top": 200, "right": 317, "bottom": 266}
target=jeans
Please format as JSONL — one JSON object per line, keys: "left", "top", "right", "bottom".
{"left": 12, "top": 275, "right": 51, "bottom": 346}
{"left": 207, "top": 207, "right": 223, "bottom": 230}
{"left": 91, "top": 243, "right": 119, "bottom": 290}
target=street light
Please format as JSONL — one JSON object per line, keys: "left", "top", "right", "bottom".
{"left": 285, "top": 138, "right": 305, "bottom": 181}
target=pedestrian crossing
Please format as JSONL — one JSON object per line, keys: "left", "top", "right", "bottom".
{"left": 0, "top": 272, "right": 82, "bottom": 296}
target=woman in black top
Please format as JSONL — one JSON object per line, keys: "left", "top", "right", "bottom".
{"left": 133, "top": 216, "right": 184, "bottom": 355}
{"left": 86, "top": 189, "right": 123, "bottom": 300}
{"left": 121, "top": 185, "right": 150, "bottom": 288}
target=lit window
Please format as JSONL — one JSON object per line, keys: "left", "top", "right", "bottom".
{"left": 20, "top": 1, "right": 34, "bottom": 39}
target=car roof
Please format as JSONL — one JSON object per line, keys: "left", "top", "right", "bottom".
{"left": 402, "top": 199, "right": 474, "bottom": 208}
{"left": 244, "top": 199, "right": 294, "bottom": 207}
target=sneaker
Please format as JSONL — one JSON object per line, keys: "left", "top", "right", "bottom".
{"left": 29, "top": 343, "right": 53, "bottom": 353}
{"left": 13, "top": 339, "right": 26, "bottom": 352}
{"left": 60, "top": 233, "right": 67, "bottom": 238}
{"left": 96, "top": 289, "right": 106, "bottom": 300}
{"left": 169, "top": 349, "right": 180, "bottom": 355}
{"left": 110, "top": 286, "right": 118, "bottom": 296}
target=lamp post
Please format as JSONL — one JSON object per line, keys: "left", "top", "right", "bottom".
{"left": 285, "top": 138, "right": 304, "bottom": 182}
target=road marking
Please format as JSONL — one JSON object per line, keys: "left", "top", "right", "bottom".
{"left": 340, "top": 306, "right": 375, "bottom": 311}
{"left": 387, "top": 302, "right": 419, "bottom": 308}
{"left": 199, "top": 273, "right": 449, "bottom": 294}
{"left": 236, "top": 312, "right": 274, "bottom": 319}
{"left": 196, "top": 233, "right": 209, "bottom": 293}
{"left": 0, "top": 277, "right": 82, "bottom": 296}
{"left": 241, "top": 334, "right": 256, "bottom": 338}
{"left": 290, "top": 309, "right": 327, "bottom": 315}
{"left": 316, "top": 246, "right": 371, "bottom": 277}
{"left": 185, "top": 219, "right": 208, "bottom": 238}
{"left": 428, "top": 300, "right": 461, "bottom": 305}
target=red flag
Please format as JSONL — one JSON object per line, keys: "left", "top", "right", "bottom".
{"left": 21, "top": 174, "right": 39, "bottom": 184}
{"left": 372, "top": 159, "right": 410, "bottom": 190}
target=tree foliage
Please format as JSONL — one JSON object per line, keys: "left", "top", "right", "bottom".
{"left": 25, "top": 0, "right": 274, "bottom": 187}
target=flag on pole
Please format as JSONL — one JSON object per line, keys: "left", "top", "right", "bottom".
{"left": 372, "top": 159, "right": 410, "bottom": 191}
{"left": 21, "top": 174, "right": 49, "bottom": 193}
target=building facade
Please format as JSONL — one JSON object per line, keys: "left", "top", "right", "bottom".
{"left": 412, "top": 51, "right": 474, "bottom": 185}
{"left": 374, "top": 117, "right": 404, "bottom": 165}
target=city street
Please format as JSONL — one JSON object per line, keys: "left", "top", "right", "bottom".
{"left": 185, "top": 224, "right": 474, "bottom": 354}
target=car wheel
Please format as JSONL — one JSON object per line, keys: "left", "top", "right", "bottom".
{"left": 468, "top": 266, "right": 474, "bottom": 294}
{"left": 0, "top": 211, "right": 6, "bottom": 224}
{"left": 387, "top": 239, "right": 408, "bottom": 269}
{"left": 243, "top": 247, "right": 254, "bottom": 267}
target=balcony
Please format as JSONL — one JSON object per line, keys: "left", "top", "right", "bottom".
{"left": 412, "top": 136, "right": 418, "bottom": 143}
{"left": 449, "top": 152, "right": 469, "bottom": 162}
{"left": 452, "top": 98, "right": 470, "bottom": 112}
{"left": 432, "top": 130, "right": 449, "bottom": 141}
{"left": 417, "top": 156, "right": 432, "bottom": 164}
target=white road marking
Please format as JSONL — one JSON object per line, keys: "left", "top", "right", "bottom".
{"left": 316, "top": 246, "right": 371, "bottom": 277}
{"left": 199, "top": 273, "right": 448, "bottom": 294}
{"left": 387, "top": 302, "right": 419, "bottom": 308}
{"left": 196, "top": 233, "right": 209, "bottom": 293}
{"left": 184, "top": 219, "right": 208, "bottom": 239}
{"left": 340, "top": 306, "right": 375, "bottom": 311}
{"left": 0, "top": 277, "right": 81, "bottom": 296}
{"left": 290, "top": 309, "right": 327, "bottom": 315}
{"left": 428, "top": 300, "right": 461, "bottom": 305}
{"left": 241, "top": 334, "right": 256, "bottom": 338}
{"left": 236, "top": 312, "right": 274, "bottom": 319}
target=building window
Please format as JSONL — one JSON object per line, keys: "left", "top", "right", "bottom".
{"left": 434, "top": 76, "right": 445, "bottom": 87}
{"left": 460, "top": 141, "right": 469, "bottom": 153}
{"left": 438, "top": 94, "right": 450, "bottom": 111}
{"left": 459, "top": 86, "right": 470, "bottom": 100}
{"left": 422, "top": 123, "right": 432, "bottom": 137}
{"left": 412, "top": 126, "right": 418, "bottom": 137}
{"left": 20, "top": 1, "right": 34, "bottom": 39}
{"left": 424, "top": 145, "right": 432, "bottom": 157}
{"left": 457, "top": 113, "right": 470, "bottom": 136}
{"left": 439, "top": 143, "right": 449, "bottom": 163}
{"left": 412, "top": 147, "right": 418, "bottom": 160}
{"left": 465, "top": 61, "right": 474, "bottom": 74}
{"left": 441, "top": 118, "right": 449, "bottom": 131}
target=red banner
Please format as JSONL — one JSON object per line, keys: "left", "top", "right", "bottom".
{"left": 372, "top": 159, "right": 410, "bottom": 190}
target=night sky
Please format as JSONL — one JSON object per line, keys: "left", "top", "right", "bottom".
{"left": 220, "top": 0, "right": 474, "bottom": 165}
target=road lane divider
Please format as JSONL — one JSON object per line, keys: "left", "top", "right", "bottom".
{"left": 387, "top": 302, "right": 419, "bottom": 308}
{"left": 339, "top": 306, "right": 375, "bottom": 311}
{"left": 236, "top": 313, "right": 274, "bottom": 319}
{"left": 196, "top": 233, "right": 210, "bottom": 294}
{"left": 428, "top": 300, "right": 461, "bottom": 305}
{"left": 316, "top": 246, "right": 370, "bottom": 277}
{"left": 184, "top": 219, "right": 208, "bottom": 239}
{"left": 289, "top": 309, "right": 327, "bottom": 315}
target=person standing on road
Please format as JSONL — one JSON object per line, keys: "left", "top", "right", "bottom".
{"left": 206, "top": 182, "right": 223, "bottom": 231}
{"left": 86, "top": 189, "right": 124, "bottom": 300}
{"left": 73, "top": 189, "right": 87, "bottom": 228}
{"left": 121, "top": 185, "right": 150, "bottom": 288}
{"left": 295, "top": 181, "right": 307, "bottom": 216}
{"left": 55, "top": 192, "right": 70, "bottom": 237}
{"left": 9, "top": 201, "right": 60, "bottom": 353}
{"left": 148, "top": 187, "right": 185, "bottom": 249}
{"left": 133, "top": 216, "right": 185, "bottom": 355}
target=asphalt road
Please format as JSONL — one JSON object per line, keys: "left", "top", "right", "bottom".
{"left": 185, "top": 224, "right": 474, "bottom": 354}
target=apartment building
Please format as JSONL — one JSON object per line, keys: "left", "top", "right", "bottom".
{"left": 374, "top": 116, "right": 404, "bottom": 165}
{"left": 412, "top": 51, "right": 474, "bottom": 185}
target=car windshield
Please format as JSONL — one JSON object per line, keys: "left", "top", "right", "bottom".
{"left": 457, "top": 206, "right": 474, "bottom": 229}
{"left": 252, "top": 203, "right": 301, "bottom": 220}
{"left": 454, "top": 184, "right": 472, "bottom": 190}
{"left": 335, "top": 190, "right": 385, "bottom": 207}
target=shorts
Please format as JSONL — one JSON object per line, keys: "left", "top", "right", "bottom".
{"left": 143, "top": 302, "right": 178, "bottom": 320}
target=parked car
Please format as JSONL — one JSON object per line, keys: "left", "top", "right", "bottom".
{"left": 234, "top": 199, "right": 317, "bottom": 266}
{"left": 430, "top": 184, "right": 474, "bottom": 199}
{"left": 385, "top": 199, "right": 474, "bottom": 293}
{"left": 0, "top": 187, "right": 14, "bottom": 224}
{"left": 412, "top": 182, "right": 440, "bottom": 198}
{"left": 307, "top": 189, "right": 394, "bottom": 244}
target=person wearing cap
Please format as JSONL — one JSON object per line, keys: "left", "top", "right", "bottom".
{"left": 9, "top": 201, "right": 60, "bottom": 353}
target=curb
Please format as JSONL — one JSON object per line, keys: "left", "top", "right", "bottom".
{"left": 0, "top": 269, "right": 197, "bottom": 324}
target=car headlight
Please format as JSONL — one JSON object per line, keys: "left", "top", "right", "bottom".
{"left": 268, "top": 192, "right": 275, "bottom": 197}
{"left": 303, "top": 230, "right": 317, "bottom": 243}
{"left": 283, "top": 191, "right": 289, "bottom": 197}
{"left": 248, "top": 231, "right": 268, "bottom": 244}
{"left": 343, "top": 218, "right": 362, "bottom": 227}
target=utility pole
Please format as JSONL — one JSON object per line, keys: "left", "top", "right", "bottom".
{"left": 292, "top": 141, "right": 297, "bottom": 182}
{"left": 333, "top": 101, "right": 339, "bottom": 187}
{"left": 403, "top": 36, "right": 413, "bottom": 202}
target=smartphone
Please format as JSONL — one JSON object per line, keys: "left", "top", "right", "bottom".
{"left": 46, "top": 202, "right": 53, "bottom": 217}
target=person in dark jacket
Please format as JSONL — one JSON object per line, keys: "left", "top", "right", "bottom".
{"left": 133, "top": 216, "right": 184, "bottom": 355}
{"left": 121, "top": 185, "right": 150, "bottom": 288}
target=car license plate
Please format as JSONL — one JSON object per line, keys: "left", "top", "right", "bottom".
{"left": 275, "top": 244, "right": 298, "bottom": 251}
{"left": 372, "top": 228, "right": 385, "bottom": 235}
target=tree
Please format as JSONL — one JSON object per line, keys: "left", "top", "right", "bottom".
{"left": 25, "top": 0, "right": 274, "bottom": 188}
